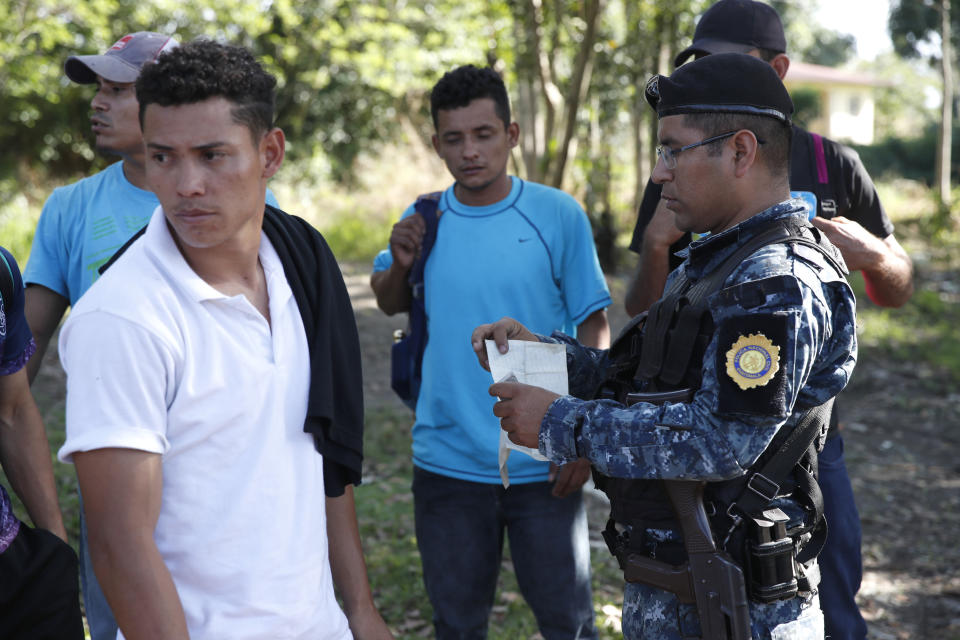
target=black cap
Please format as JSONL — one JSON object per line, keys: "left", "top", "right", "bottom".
{"left": 675, "top": 0, "right": 786, "bottom": 68}
{"left": 645, "top": 53, "right": 793, "bottom": 124}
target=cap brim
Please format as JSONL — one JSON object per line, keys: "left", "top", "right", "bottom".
{"left": 65, "top": 55, "right": 140, "bottom": 84}
{"left": 674, "top": 39, "right": 757, "bottom": 68}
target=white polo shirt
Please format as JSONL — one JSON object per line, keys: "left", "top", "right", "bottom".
{"left": 58, "top": 207, "right": 352, "bottom": 640}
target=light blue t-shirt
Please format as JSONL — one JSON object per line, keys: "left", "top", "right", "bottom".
{"left": 25, "top": 161, "right": 279, "bottom": 304}
{"left": 374, "top": 177, "right": 611, "bottom": 484}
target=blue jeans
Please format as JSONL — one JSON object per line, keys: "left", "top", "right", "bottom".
{"left": 78, "top": 493, "right": 118, "bottom": 640}
{"left": 412, "top": 467, "right": 597, "bottom": 640}
{"left": 818, "top": 435, "right": 867, "bottom": 640}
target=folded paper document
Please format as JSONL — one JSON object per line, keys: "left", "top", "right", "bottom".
{"left": 485, "top": 340, "right": 568, "bottom": 487}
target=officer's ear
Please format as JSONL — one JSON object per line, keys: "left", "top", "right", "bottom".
{"left": 768, "top": 54, "right": 790, "bottom": 81}
{"left": 731, "top": 130, "right": 760, "bottom": 178}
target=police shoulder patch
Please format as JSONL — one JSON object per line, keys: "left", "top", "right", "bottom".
{"left": 715, "top": 312, "right": 790, "bottom": 417}
{"left": 725, "top": 333, "right": 780, "bottom": 390}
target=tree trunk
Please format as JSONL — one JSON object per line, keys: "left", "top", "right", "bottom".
{"left": 936, "top": 0, "right": 954, "bottom": 208}
{"left": 549, "top": 0, "right": 605, "bottom": 188}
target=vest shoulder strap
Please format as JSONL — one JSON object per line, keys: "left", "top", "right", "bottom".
{"left": 639, "top": 217, "right": 845, "bottom": 391}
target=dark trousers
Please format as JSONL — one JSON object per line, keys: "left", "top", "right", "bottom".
{"left": 0, "top": 522, "right": 84, "bottom": 640}
{"left": 819, "top": 435, "right": 868, "bottom": 640}
{"left": 412, "top": 466, "right": 597, "bottom": 640}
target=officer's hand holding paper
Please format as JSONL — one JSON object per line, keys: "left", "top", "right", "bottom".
{"left": 484, "top": 338, "right": 567, "bottom": 487}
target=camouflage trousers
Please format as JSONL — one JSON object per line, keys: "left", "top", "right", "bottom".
{"left": 621, "top": 582, "right": 824, "bottom": 640}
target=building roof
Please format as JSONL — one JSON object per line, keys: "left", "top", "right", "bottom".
{"left": 785, "top": 61, "right": 886, "bottom": 87}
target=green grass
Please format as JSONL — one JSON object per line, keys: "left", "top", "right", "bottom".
{"left": 853, "top": 180, "right": 960, "bottom": 382}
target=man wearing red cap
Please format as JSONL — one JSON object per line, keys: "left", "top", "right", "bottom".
{"left": 624, "top": 3, "right": 913, "bottom": 638}
{"left": 25, "top": 32, "right": 179, "bottom": 381}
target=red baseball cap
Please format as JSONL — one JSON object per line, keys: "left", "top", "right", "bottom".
{"left": 65, "top": 32, "right": 179, "bottom": 84}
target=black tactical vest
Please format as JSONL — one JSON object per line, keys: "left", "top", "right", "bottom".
{"left": 595, "top": 216, "right": 847, "bottom": 565}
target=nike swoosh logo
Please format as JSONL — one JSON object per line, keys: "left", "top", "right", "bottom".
{"left": 518, "top": 237, "right": 533, "bottom": 243}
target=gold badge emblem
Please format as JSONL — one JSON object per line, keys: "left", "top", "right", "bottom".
{"left": 725, "top": 333, "right": 780, "bottom": 390}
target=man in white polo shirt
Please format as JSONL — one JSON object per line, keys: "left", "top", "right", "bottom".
{"left": 57, "top": 40, "right": 392, "bottom": 639}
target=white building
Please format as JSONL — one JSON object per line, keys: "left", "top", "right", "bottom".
{"left": 784, "top": 61, "right": 886, "bottom": 145}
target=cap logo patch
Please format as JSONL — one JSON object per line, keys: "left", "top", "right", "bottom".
{"left": 725, "top": 333, "right": 780, "bottom": 390}
{"left": 645, "top": 75, "right": 660, "bottom": 100}
{"left": 110, "top": 35, "right": 134, "bottom": 51}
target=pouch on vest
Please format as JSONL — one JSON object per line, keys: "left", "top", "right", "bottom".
{"left": 390, "top": 192, "right": 442, "bottom": 410}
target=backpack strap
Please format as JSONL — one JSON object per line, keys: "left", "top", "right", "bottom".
{"left": 391, "top": 192, "right": 444, "bottom": 408}
{"left": 809, "top": 132, "right": 838, "bottom": 217}
{"left": 99, "top": 225, "right": 148, "bottom": 276}
{"left": 811, "top": 133, "right": 829, "bottom": 185}
{"left": 407, "top": 192, "right": 443, "bottom": 297}
{"left": 0, "top": 249, "right": 15, "bottom": 309}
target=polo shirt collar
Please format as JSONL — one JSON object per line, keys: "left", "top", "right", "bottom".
{"left": 142, "top": 206, "right": 288, "bottom": 309}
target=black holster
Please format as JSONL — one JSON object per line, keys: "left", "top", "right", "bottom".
{"left": 608, "top": 481, "right": 752, "bottom": 640}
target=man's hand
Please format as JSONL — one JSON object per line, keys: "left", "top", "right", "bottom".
{"left": 346, "top": 604, "right": 394, "bottom": 640}
{"left": 549, "top": 458, "right": 592, "bottom": 498}
{"left": 811, "top": 215, "right": 914, "bottom": 307}
{"left": 370, "top": 214, "right": 428, "bottom": 315}
{"left": 388, "top": 213, "right": 426, "bottom": 272}
{"left": 471, "top": 317, "right": 538, "bottom": 371}
{"left": 489, "top": 381, "right": 559, "bottom": 449}
{"left": 645, "top": 199, "right": 685, "bottom": 249}
{"left": 810, "top": 215, "right": 885, "bottom": 272}
{"left": 625, "top": 199, "right": 683, "bottom": 317}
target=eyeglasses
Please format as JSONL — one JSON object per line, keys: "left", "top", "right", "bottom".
{"left": 656, "top": 131, "right": 737, "bottom": 170}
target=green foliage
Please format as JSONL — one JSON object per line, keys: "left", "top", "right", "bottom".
{"left": 321, "top": 215, "right": 391, "bottom": 262}
{"left": 870, "top": 52, "right": 940, "bottom": 140}
{"left": 852, "top": 120, "right": 960, "bottom": 184}
{"left": 890, "top": 0, "right": 959, "bottom": 63}
{"left": 769, "top": 0, "right": 855, "bottom": 66}
{"left": 0, "top": 0, "right": 876, "bottom": 212}
{"left": 790, "top": 87, "right": 822, "bottom": 131}
{"left": 852, "top": 179, "right": 960, "bottom": 381}
{"left": 0, "top": 201, "right": 39, "bottom": 266}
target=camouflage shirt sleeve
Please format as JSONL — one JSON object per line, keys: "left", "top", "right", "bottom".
{"left": 537, "top": 331, "right": 611, "bottom": 399}
{"left": 538, "top": 242, "right": 857, "bottom": 482}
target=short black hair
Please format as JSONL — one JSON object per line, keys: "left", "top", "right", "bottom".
{"left": 136, "top": 39, "right": 277, "bottom": 141}
{"left": 754, "top": 47, "right": 781, "bottom": 62}
{"left": 430, "top": 65, "right": 510, "bottom": 131}
{"left": 682, "top": 112, "right": 792, "bottom": 176}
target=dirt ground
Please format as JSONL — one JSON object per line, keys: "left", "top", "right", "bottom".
{"left": 341, "top": 261, "right": 960, "bottom": 640}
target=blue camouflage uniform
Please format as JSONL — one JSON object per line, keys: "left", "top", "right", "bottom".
{"left": 537, "top": 200, "right": 857, "bottom": 640}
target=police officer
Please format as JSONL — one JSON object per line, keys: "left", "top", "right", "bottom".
{"left": 472, "top": 53, "right": 857, "bottom": 640}
{"left": 624, "top": 4, "right": 913, "bottom": 638}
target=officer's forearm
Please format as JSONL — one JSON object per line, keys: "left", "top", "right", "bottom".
{"left": 861, "top": 235, "right": 913, "bottom": 308}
